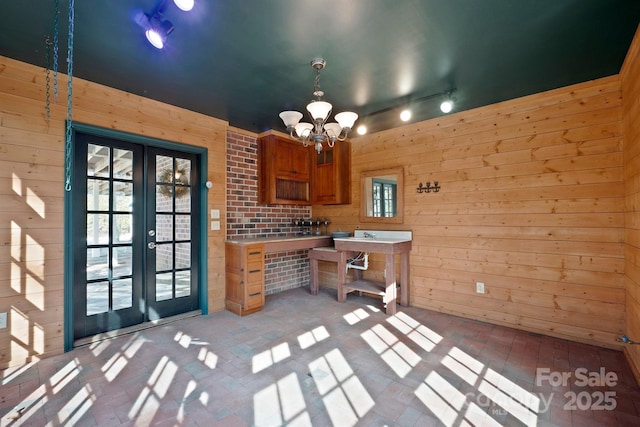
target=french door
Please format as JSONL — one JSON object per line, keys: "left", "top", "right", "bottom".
{"left": 72, "top": 133, "right": 201, "bottom": 340}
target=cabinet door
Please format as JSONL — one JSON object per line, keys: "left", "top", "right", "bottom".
{"left": 258, "top": 133, "right": 312, "bottom": 204}
{"left": 313, "top": 149, "right": 337, "bottom": 203}
{"left": 274, "top": 140, "right": 310, "bottom": 181}
{"left": 311, "top": 140, "right": 351, "bottom": 204}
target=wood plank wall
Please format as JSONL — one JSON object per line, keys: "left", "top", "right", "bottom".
{"left": 621, "top": 25, "right": 640, "bottom": 383}
{"left": 314, "top": 75, "right": 626, "bottom": 349}
{"left": 0, "top": 56, "right": 228, "bottom": 369}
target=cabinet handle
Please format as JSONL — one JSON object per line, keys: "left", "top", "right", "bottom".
{"left": 249, "top": 292, "right": 261, "bottom": 297}
{"left": 248, "top": 251, "right": 262, "bottom": 255}
{"left": 249, "top": 269, "right": 261, "bottom": 273}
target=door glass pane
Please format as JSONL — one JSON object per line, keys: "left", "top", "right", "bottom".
{"left": 175, "top": 158, "right": 191, "bottom": 212}
{"left": 87, "top": 281, "right": 109, "bottom": 315}
{"left": 175, "top": 215, "right": 190, "bottom": 240}
{"left": 87, "top": 179, "right": 109, "bottom": 211}
{"left": 113, "top": 214, "right": 133, "bottom": 244}
{"left": 113, "top": 278, "right": 133, "bottom": 310}
{"left": 87, "top": 214, "right": 109, "bottom": 245}
{"left": 156, "top": 273, "right": 173, "bottom": 301}
{"left": 175, "top": 158, "right": 191, "bottom": 184}
{"left": 156, "top": 186, "right": 173, "bottom": 212}
{"left": 175, "top": 243, "right": 190, "bottom": 269}
{"left": 175, "top": 271, "right": 191, "bottom": 298}
{"left": 113, "top": 246, "right": 132, "bottom": 277}
{"left": 87, "top": 144, "right": 109, "bottom": 178}
{"left": 113, "top": 149, "right": 133, "bottom": 180}
{"left": 113, "top": 182, "right": 133, "bottom": 212}
{"left": 156, "top": 215, "right": 173, "bottom": 242}
{"left": 175, "top": 188, "right": 191, "bottom": 213}
{"left": 156, "top": 156, "right": 173, "bottom": 183}
{"left": 87, "top": 248, "right": 108, "bottom": 281}
{"left": 156, "top": 243, "right": 173, "bottom": 271}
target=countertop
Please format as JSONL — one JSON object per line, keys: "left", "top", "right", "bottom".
{"left": 225, "top": 235, "right": 332, "bottom": 252}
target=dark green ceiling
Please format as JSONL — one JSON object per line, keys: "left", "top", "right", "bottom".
{"left": 1, "top": 1, "right": 639, "bottom": 134}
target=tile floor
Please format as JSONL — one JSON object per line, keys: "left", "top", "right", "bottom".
{"left": 1, "top": 287, "right": 640, "bottom": 426}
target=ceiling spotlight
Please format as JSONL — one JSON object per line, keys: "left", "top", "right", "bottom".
{"left": 173, "top": 0, "right": 194, "bottom": 11}
{"left": 144, "top": 14, "right": 174, "bottom": 49}
{"left": 135, "top": 0, "right": 194, "bottom": 49}
{"left": 357, "top": 125, "right": 368, "bottom": 135}
{"left": 400, "top": 109, "right": 412, "bottom": 122}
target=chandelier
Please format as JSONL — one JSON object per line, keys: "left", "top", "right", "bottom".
{"left": 279, "top": 58, "right": 358, "bottom": 154}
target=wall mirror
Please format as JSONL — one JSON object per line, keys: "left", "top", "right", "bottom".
{"left": 360, "top": 166, "right": 404, "bottom": 224}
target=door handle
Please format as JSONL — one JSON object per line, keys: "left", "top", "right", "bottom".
{"left": 148, "top": 242, "right": 156, "bottom": 249}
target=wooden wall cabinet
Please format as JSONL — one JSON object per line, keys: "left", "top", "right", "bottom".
{"left": 258, "top": 134, "right": 311, "bottom": 204}
{"left": 311, "top": 140, "right": 351, "bottom": 205}
{"left": 225, "top": 242, "right": 265, "bottom": 316}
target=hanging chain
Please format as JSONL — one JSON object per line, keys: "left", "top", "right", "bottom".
{"left": 45, "top": 0, "right": 59, "bottom": 120}
{"left": 45, "top": 37, "right": 52, "bottom": 120}
{"left": 64, "top": 0, "right": 75, "bottom": 192}
{"left": 53, "top": 0, "right": 60, "bottom": 100}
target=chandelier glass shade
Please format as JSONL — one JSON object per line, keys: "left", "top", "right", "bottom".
{"left": 280, "top": 59, "right": 358, "bottom": 153}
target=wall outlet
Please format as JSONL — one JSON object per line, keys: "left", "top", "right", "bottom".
{"left": 0, "top": 312, "right": 7, "bottom": 329}
{"left": 476, "top": 282, "right": 485, "bottom": 294}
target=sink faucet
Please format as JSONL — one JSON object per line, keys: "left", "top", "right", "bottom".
{"left": 363, "top": 232, "right": 376, "bottom": 239}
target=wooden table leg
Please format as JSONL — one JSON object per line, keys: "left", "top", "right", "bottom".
{"left": 400, "top": 251, "right": 409, "bottom": 306}
{"left": 309, "top": 256, "right": 319, "bottom": 295}
{"left": 337, "top": 250, "right": 348, "bottom": 302}
{"left": 384, "top": 253, "right": 397, "bottom": 315}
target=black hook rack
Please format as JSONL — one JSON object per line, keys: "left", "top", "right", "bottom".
{"left": 417, "top": 181, "right": 441, "bottom": 194}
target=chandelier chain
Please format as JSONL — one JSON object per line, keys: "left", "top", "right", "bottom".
{"left": 313, "top": 68, "right": 322, "bottom": 98}
{"left": 64, "top": 0, "right": 75, "bottom": 192}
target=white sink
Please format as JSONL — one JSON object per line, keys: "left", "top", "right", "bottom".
{"left": 333, "top": 230, "right": 412, "bottom": 244}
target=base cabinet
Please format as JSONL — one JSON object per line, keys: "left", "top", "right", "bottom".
{"left": 225, "top": 243, "right": 265, "bottom": 316}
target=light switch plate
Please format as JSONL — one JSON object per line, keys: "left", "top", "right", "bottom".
{"left": 0, "top": 312, "right": 7, "bottom": 329}
{"left": 211, "top": 220, "right": 220, "bottom": 231}
{"left": 210, "top": 209, "right": 220, "bottom": 219}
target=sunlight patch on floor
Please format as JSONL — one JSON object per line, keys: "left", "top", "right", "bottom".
{"left": 386, "top": 311, "right": 442, "bottom": 352}
{"left": 361, "top": 323, "right": 421, "bottom": 378}
{"left": 254, "top": 372, "right": 311, "bottom": 426}
{"left": 343, "top": 308, "right": 370, "bottom": 325}
{"left": 297, "top": 326, "right": 330, "bottom": 350}
{"left": 252, "top": 342, "right": 291, "bottom": 373}
{"left": 309, "top": 348, "right": 374, "bottom": 426}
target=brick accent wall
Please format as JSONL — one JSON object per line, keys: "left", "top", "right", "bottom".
{"left": 226, "top": 129, "right": 312, "bottom": 294}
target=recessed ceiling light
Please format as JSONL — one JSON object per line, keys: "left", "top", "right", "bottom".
{"left": 357, "top": 125, "right": 367, "bottom": 135}
{"left": 400, "top": 109, "right": 412, "bottom": 122}
{"left": 440, "top": 100, "right": 453, "bottom": 113}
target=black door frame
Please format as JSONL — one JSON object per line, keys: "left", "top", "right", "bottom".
{"left": 63, "top": 122, "right": 209, "bottom": 351}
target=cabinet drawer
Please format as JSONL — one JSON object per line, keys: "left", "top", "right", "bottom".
{"left": 247, "top": 269, "right": 263, "bottom": 284}
{"left": 247, "top": 249, "right": 264, "bottom": 261}
{"left": 246, "top": 284, "right": 264, "bottom": 308}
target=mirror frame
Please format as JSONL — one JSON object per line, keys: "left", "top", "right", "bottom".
{"left": 359, "top": 166, "right": 404, "bottom": 224}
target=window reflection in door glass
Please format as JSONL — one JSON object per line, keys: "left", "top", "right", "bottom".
{"left": 156, "top": 273, "right": 173, "bottom": 301}
{"left": 113, "top": 148, "right": 133, "bottom": 180}
{"left": 176, "top": 271, "right": 191, "bottom": 298}
{"left": 113, "top": 278, "right": 133, "bottom": 310}
{"left": 87, "top": 281, "right": 109, "bottom": 315}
